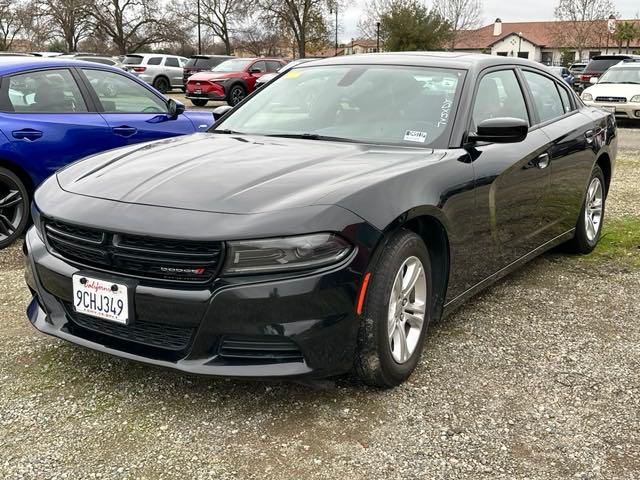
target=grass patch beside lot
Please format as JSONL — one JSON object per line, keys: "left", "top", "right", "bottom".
{"left": 588, "top": 217, "right": 640, "bottom": 269}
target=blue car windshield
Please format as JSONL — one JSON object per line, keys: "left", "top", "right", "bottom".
{"left": 215, "top": 64, "right": 466, "bottom": 148}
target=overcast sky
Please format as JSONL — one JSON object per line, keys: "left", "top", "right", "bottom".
{"left": 339, "top": 0, "right": 640, "bottom": 43}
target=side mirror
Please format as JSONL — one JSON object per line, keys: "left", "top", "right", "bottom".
{"left": 467, "top": 117, "right": 528, "bottom": 144}
{"left": 212, "top": 105, "right": 233, "bottom": 121}
{"left": 589, "top": 77, "right": 599, "bottom": 84}
{"left": 167, "top": 98, "right": 185, "bottom": 118}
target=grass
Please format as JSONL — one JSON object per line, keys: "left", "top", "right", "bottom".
{"left": 588, "top": 217, "right": 640, "bottom": 269}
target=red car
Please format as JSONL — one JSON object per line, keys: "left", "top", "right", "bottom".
{"left": 185, "top": 57, "right": 286, "bottom": 107}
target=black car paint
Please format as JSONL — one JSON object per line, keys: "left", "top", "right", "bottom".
{"left": 25, "top": 53, "right": 617, "bottom": 379}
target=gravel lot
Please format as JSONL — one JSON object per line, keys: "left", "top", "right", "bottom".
{"left": 1, "top": 127, "right": 639, "bottom": 480}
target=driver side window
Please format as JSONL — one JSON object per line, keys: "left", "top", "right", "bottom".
{"left": 472, "top": 70, "right": 529, "bottom": 127}
{"left": 82, "top": 69, "right": 167, "bottom": 113}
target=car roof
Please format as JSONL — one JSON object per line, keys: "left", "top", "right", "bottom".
{"left": 294, "top": 52, "right": 549, "bottom": 71}
{"left": 0, "top": 56, "right": 128, "bottom": 75}
{"left": 610, "top": 61, "right": 640, "bottom": 69}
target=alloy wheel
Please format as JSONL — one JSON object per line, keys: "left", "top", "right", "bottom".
{"left": 584, "top": 176, "right": 603, "bottom": 242}
{"left": 230, "top": 87, "right": 245, "bottom": 106}
{"left": 0, "top": 176, "right": 24, "bottom": 242}
{"left": 387, "top": 256, "right": 427, "bottom": 364}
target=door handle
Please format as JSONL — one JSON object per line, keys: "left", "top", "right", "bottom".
{"left": 12, "top": 129, "right": 43, "bottom": 141}
{"left": 535, "top": 153, "right": 550, "bottom": 169}
{"left": 112, "top": 126, "right": 138, "bottom": 137}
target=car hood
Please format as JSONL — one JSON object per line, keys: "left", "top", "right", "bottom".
{"left": 188, "top": 71, "right": 240, "bottom": 82}
{"left": 56, "top": 133, "right": 443, "bottom": 214}
{"left": 583, "top": 83, "right": 640, "bottom": 99}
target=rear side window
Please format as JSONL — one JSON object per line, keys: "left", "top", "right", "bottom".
{"left": 4, "top": 69, "right": 88, "bottom": 113}
{"left": 165, "top": 57, "right": 179, "bottom": 68}
{"left": 557, "top": 84, "right": 574, "bottom": 113}
{"left": 147, "top": 57, "right": 162, "bottom": 66}
{"left": 472, "top": 70, "right": 529, "bottom": 127}
{"left": 523, "top": 71, "right": 565, "bottom": 123}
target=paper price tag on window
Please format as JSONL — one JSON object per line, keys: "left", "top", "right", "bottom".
{"left": 404, "top": 130, "right": 427, "bottom": 143}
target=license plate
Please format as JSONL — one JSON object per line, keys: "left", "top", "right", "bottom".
{"left": 72, "top": 274, "right": 130, "bottom": 324}
{"left": 602, "top": 106, "right": 616, "bottom": 113}
{"left": 194, "top": 89, "right": 202, "bottom": 95}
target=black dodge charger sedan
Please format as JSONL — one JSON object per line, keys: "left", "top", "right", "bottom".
{"left": 24, "top": 53, "right": 616, "bottom": 387}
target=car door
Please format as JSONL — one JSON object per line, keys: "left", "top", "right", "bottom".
{"left": 521, "top": 68, "right": 599, "bottom": 239}
{"left": 163, "top": 56, "right": 183, "bottom": 88}
{"left": 0, "top": 68, "right": 111, "bottom": 185}
{"left": 78, "top": 68, "right": 197, "bottom": 148}
{"left": 246, "top": 61, "right": 267, "bottom": 92}
{"left": 468, "top": 68, "right": 555, "bottom": 265}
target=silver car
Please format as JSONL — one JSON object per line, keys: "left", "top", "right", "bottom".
{"left": 122, "top": 54, "right": 188, "bottom": 93}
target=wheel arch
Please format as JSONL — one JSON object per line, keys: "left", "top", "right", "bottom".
{"left": 0, "top": 158, "right": 35, "bottom": 197}
{"left": 595, "top": 152, "right": 611, "bottom": 196}
{"left": 379, "top": 207, "right": 451, "bottom": 323}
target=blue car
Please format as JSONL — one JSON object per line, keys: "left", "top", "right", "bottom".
{"left": 0, "top": 57, "right": 215, "bottom": 247}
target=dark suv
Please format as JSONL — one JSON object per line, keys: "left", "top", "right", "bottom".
{"left": 182, "top": 55, "right": 233, "bottom": 88}
{"left": 576, "top": 54, "right": 640, "bottom": 92}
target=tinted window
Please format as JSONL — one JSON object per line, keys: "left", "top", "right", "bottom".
{"left": 5, "top": 69, "right": 88, "bottom": 113}
{"left": 523, "top": 71, "right": 564, "bottom": 123}
{"left": 147, "top": 57, "right": 162, "bottom": 66}
{"left": 251, "top": 61, "right": 267, "bottom": 73}
{"left": 557, "top": 84, "right": 574, "bottom": 113}
{"left": 83, "top": 69, "right": 167, "bottom": 113}
{"left": 123, "top": 55, "right": 143, "bottom": 65}
{"left": 217, "top": 65, "right": 465, "bottom": 148}
{"left": 165, "top": 57, "right": 179, "bottom": 68}
{"left": 585, "top": 58, "right": 623, "bottom": 72}
{"left": 472, "top": 70, "right": 528, "bottom": 127}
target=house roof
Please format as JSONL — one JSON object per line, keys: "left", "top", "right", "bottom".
{"left": 454, "top": 19, "right": 640, "bottom": 50}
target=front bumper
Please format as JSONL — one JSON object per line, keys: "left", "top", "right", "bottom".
{"left": 24, "top": 226, "right": 369, "bottom": 379}
{"left": 186, "top": 92, "right": 226, "bottom": 101}
{"left": 583, "top": 101, "right": 640, "bottom": 120}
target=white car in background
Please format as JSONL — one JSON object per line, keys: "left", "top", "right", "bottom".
{"left": 581, "top": 61, "right": 640, "bottom": 121}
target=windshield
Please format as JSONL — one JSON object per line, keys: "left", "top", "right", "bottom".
{"left": 186, "top": 57, "right": 224, "bottom": 69}
{"left": 214, "top": 65, "right": 465, "bottom": 147}
{"left": 213, "top": 59, "right": 252, "bottom": 72}
{"left": 599, "top": 67, "right": 640, "bottom": 84}
{"left": 123, "top": 55, "right": 143, "bottom": 65}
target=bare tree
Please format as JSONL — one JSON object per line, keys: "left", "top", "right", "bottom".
{"left": 258, "top": 0, "right": 330, "bottom": 58}
{"left": 91, "top": 0, "right": 176, "bottom": 54}
{"left": 0, "top": 0, "right": 27, "bottom": 50}
{"left": 432, "top": 0, "right": 481, "bottom": 49}
{"left": 357, "top": 0, "right": 394, "bottom": 39}
{"left": 553, "top": 0, "right": 616, "bottom": 59}
{"left": 234, "top": 23, "right": 283, "bottom": 56}
{"left": 44, "top": 0, "right": 93, "bottom": 52}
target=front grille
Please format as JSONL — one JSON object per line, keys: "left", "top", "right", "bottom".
{"left": 44, "top": 219, "right": 223, "bottom": 284}
{"left": 68, "top": 309, "right": 194, "bottom": 351}
{"left": 596, "top": 96, "right": 626, "bottom": 103}
{"left": 219, "top": 336, "right": 304, "bottom": 362}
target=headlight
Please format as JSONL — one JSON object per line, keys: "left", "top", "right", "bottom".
{"left": 223, "top": 233, "right": 353, "bottom": 275}
{"left": 582, "top": 92, "right": 593, "bottom": 101}
{"left": 630, "top": 95, "right": 640, "bottom": 103}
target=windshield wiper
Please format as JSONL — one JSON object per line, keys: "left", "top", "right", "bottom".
{"left": 264, "top": 133, "right": 359, "bottom": 143}
{"left": 211, "top": 129, "right": 245, "bottom": 134}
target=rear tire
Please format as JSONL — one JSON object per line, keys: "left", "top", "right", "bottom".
{"left": 355, "top": 230, "right": 432, "bottom": 388}
{"left": 190, "top": 99, "right": 208, "bottom": 107}
{"left": 0, "top": 167, "right": 30, "bottom": 249}
{"left": 565, "top": 165, "right": 606, "bottom": 254}
{"left": 153, "top": 76, "right": 170, "bottom": 94}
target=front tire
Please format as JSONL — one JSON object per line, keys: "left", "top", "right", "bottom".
{"left": 355, "top": 230, "right": 432, "bottom": 388}
{"left": 566, "top": 165, "right": 606, "bottom": 254}
{"left": 0, "top": 167, "right": 30, "bottom": 249}
{"left": 227, "top": 84, "right": 246, "bottom": 106}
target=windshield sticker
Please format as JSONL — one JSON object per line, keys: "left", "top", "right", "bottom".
{"left": 438, "top": 98, "right": 453, "bottom": 128}
{"left": 404, "top": 130, "right": 428, "bottom": 143}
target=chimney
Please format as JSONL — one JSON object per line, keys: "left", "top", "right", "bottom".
{"left": 493, "top": 18, "right": 502, "bottom": 37}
